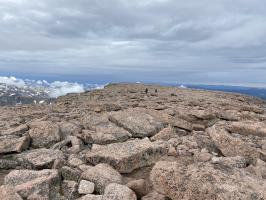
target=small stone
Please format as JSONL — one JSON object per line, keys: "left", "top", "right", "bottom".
{"left": 78, "top": 180, "right": 95, "bottom": 194}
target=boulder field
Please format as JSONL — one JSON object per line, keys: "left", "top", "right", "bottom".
{"left": 0, "top": 83, "right": 266, "bottom": 200}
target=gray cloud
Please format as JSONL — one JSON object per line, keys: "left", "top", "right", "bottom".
{"left": 0, "top": 0, "right": 266, "bottom": 86}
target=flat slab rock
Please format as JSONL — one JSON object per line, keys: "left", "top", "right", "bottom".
{"left": 86, "top": 138, "right": 168, "bottom": 173}
{"left": 109, "top": 108, "right": 164, "bottom": 138}
{"left": 0, "top": 134, "right": 30, "bottom": 154}
{"left": 17, "top": 148, "right": 65, "bottom": 169}
{"left": 28, "top": 121, "right": 62, "bottom": 148}
{"left": 4, "top": 169, "right": 60, "bottom": 199}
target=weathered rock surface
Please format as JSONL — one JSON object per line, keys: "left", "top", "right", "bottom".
{"left": 0, "top": 83, "right": 266, "bottom": 200}
{"left": 78, "top": 180, "right": 95, "bottom": 194}
{"left": 103, "top": 183, "right": 137, "bottom": 200}
{"left": 109, "top": 108, "right": 164, "bottom": 137}
{"left": 0, "top": 185, "right": 23, "bottom": 200}
{"left": 81, "top": 164, "right": 122, "bottom": 194}
{"left": 86, "top": 138, "right": 168, "bottom": 173}
{"left": 151, "top": 161, "right": 266, "bottom": 200}
{"left": 0, "top": 134, "right": 30, "bottom": 154}
{"left": 28, "top": 121, "right": 62, "bottom": 148}
{"left": 4, "top": 169, "right": 60, "bottom": 199}
{"left": 18, "top": 148, "right": 65, "bottom": 169}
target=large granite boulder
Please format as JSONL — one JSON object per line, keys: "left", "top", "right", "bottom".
{"left": 0, "top": 134, "right": 30, "bottom": 154}
{"left": 4, "top": 169, "right": 61, "bottom": 199}
{"left": 0, "top": 185, "right": 23, "bottom": 200}
{"left": 207, "top": 124, "right": 266, "bottom": 162}
{"left": 109, "top": 108, "right": 164, "bottom": 138}
{"left": 227, "top": 121, "right": 266, "bottom": 137}
{"left": 81, "top": 163, "right": 122, "bottom": 194}
{"left": 150, "top": 161, "right": 266, "bottom": 200}
{"left": 80, "top": 115, "right": 131, "bottom": 144}
{"left": 86, "top": 138, "right": 168, "bottom": 173}
{"left": 18, "top": 148, "right": 65, "bottom": 169}
{"left": 28, "top": 121, "right": 62, "bottom": 148}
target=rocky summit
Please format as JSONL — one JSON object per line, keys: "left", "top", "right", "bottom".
{"left": 0, "top": 83, "right": 266, "bottom": 200}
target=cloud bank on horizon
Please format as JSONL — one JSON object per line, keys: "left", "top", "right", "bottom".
{"left": 0, "top": 0, "right": 266, "bottom": 86}
{"left": 0, "top": 76, "right": 86, "bottom": 98}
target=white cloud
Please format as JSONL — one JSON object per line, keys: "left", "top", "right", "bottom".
{"left": 0, "top": 76, "right": 26, "bottom": 87}
{"left": 48, "top": 81, "right": 85, "bottom": 98}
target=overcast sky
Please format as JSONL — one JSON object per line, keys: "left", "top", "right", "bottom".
{"left": 0, "top": 0, "right": 266, "bottom": 86}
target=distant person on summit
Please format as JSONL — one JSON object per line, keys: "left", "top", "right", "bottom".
{"left": 145, "top": 88, "right": 148, "bottom": 94}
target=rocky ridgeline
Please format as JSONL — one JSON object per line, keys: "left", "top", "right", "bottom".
{"left": 0, "top": 83, "right": 266, "bottom": 200}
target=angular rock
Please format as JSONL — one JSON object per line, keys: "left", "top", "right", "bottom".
{"left": 0, "top": 157, "right": 19, "bottom": 169}
{"left": 18, "top": 148, "right": 65, "bottom": 169}
{"left": 4, "top": 169, "right": 60, "bottom": 199}
{"left": 80, "top": 115, "right": 131, "bottom": 144}
{"left": 61, "top": 166, "right": 81, "bottom": 182}
{"left": 207, "top": 124, "right": 265, "bottom": 162}
{"left": 78, "top": 180, "right": 95, "bottom": 194}
{"left": 60, "top": 122, "right": 83, "bottom": 138}
{"left": 150, "top": 161, "right": 266, "bottom": 200}
{"left": 0, "top": 134, "right": 30, "bottom": 154}
{"left": 246, "top": 159, "right": 266, "bottom": 179}
{"left": 170, "top": 118, "right": 193, "bottom": 131}
{"left": 227, "top": 121, "right": 266, "bottom": 137}
{"left": 103, "top": 183, "right": 137, "bottom": 200}
{"left": 81, "top": 163, "right": 122, "bottom": 194}
{"left": 28, "top": 121, "right": 62, "bottom": 148}
{"left": 86, "top": 138, "right": 168, "bottom": 173}
{"left": 0, "top": 185, "right": 23, "bottom": 200}
{"left": 150, "top": 126, "right": 177, "bottom": 141}
{"left": 109, "top": 109, "right": 164, "bottom": 137}
{"left": 81, "top": 127, "right": 131, "bottom": 145}
{"left": 62, "top": 180, "right": 79, "bottom": 200}
{"left": 52, "top": 136, "right": 83, "bottom": 154}
{"left": 211, "top": 156, "right": 248, "bottom": 168}
{"left": 2, "top": 124, "right": 29, "bottom": 136}
{"left": 126, "top": 179, "right": 147, "bottom": 197}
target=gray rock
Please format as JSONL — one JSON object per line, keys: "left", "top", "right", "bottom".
{"left": 4, "top": 169, "right": 60, "bottom": 200}
{"left": 18, "top": 148, "right": 65, "bottom": 169}
{"left": 150, "top": 161, "right": 266, "bottom": 200}
{"left": 0, "top": 134, "right": 30, "bottom": 154}
{"left": 78, "top": 180, "right": 95, "bottom": 194}
{"left": 109, "top": 108, "right": 164, "bottom": 138}
{"left": 61, "top": 166, "right": 81, "bottom": 182}
{"left": 28, "top": 121, "right": 62, "bottom": 148}
{"left": 81, "top": 163, "right": 122, "bottom": 194}
{"left": 0, "top": 185, "right": 23, "bottom": 200}
{"left": 141, "top": 191, "right": 167, "bottom": 200}
{"left": 62, "top": 180, "right": 79, "bottom": 200}
{"left": 86, "top": 138, "right": 168, "bottom": 173}
{"left": 126, "top": 179, "right": 148, "bottom": 197}
{"left": 103, "top": 183, "right": 137, "bottom": 200}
